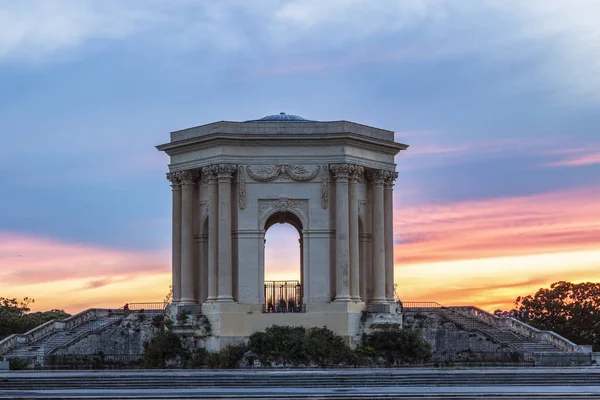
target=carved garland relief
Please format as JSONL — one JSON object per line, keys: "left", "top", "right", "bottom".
{"left": 258, "top": 198, "right": 309, "bottom": 221}
{"left": 246, "top": 164, "right": 320, "bottom": 182}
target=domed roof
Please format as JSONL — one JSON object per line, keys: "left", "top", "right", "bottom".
{"left": 245, "top": 112, "right": 313, "bottom": 122}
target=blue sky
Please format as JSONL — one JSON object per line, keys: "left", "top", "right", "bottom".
{"left": 1, "top": 1, "right": 599, "bottom": 312}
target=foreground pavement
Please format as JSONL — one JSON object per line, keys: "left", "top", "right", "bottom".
{"left": 1, "top": 368, "right": 600, "bottom": 399}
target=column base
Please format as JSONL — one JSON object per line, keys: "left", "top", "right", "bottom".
{"left": 206, "top": 296, "right": 218, "bottom": 302}
{"left": 216, "top": 297, "right": 234, "bottom": 303}
{"left": 369, "top": 298, "right": 388, "bottom": 304}
{"left": 334, "top": 295, "right": 352, "bottom": 302}
{"left": 179, "top": 299, "right": 197, "bottom": 305}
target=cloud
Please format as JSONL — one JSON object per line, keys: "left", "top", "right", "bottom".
{"left": 0, "top": 0, "right": 162, "bottom": 61}
{"left": 544, "top": 149, "right": 600, "bottom": 167}
{"left": 0, "top": 232, "right": 169, "bottom": 286}
{"left": 3, "top": 1, "right": 600, "bottom": 102}
{"left": 395, "top": 187, "right": 600, "bottom": 265}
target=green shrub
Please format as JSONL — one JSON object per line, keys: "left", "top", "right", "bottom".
{"left": 361, "top": 327, "right": 431, "bottom": 366}
{"left": 205, "top": 343, "right": 247, "bottom": 369}
{"left": 142, "top": 331, "right": 186, "bottom": 368}
{"left": 249, "top": 325, "right": 308, "bottom": 366}
{"left": 9, "top": 358, "right": 29, "bottom": 370}
{"left": 306, "top": 327, "right": 353, "bottom": 367}
{"left": 248, "top": 325, "right": 354, "bottom": 367}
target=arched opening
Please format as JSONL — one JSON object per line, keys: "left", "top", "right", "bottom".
{"left": 263, "top": 211, "right": 303, "bottom": 312}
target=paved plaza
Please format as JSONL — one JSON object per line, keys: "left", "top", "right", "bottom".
{"left": 2, "top": 368, "right": 600, "bottom": 399}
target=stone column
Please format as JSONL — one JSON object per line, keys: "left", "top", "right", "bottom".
{"left": 167, "top": 172, "right": 182, "bottom": 304}
{"left": 217, "top": 164, "right": 237, "bottom": 302}
{"left": 349, "top": 165, "right": 364, "bottom": 301}
{"left": 368, "top": 169, "right": 388, "bottom": 304}
{"left": 331, "top": 164, "right": 351, "bottom": 302}
{"left": 384, "top": 172, "right": 398, "bottom": 302}
{"left": 180, "top": 170, "right": 198, "bottom": 304}
{"left": 202, "top": 165, "right": 219, "bottom": 302}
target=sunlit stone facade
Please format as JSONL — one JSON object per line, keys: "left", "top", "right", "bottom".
{"left": 157, "top": 114, "right": 408, "bottom": 348}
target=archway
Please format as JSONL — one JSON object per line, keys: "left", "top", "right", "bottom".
{"left": 263, "top": 211, "right": 303, "bottom": 312}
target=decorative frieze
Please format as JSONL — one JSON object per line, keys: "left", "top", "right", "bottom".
{"left": 238, "top": 166, "right": 247, "bottom": 210}
{"left": 246, "top": 164, "right": 320, "bottom": 182}
{"left": 321, "top": 165, "right": 329, "bottom": 209}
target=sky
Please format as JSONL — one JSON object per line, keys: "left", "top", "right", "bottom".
{"left": 1, "top": 0, "right": 599, "bottom": 314}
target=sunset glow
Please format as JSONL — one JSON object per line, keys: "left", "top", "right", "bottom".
{"left": 2, "top": 2, "right": 599, "bottom": 316}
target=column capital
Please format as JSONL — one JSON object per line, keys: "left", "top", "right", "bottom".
{"left": 348, "top": 165, "right": 365, "bottom": 184}
{"left": 201, "top": 165, "right": 218, "bottom": 184}
{"left": 180, "top": 170, "right": 199, "bottom": 187}
{"left": 166, "top": 172, "right": 182, "bottom": 190}
{"left": 384, "top": 171, "right": 398, "bottom": 189}
{"left": 330, "top": 163, "right": 351, "bottom": 182}
{"left": 367, "top": 169, "right": 395, "bottom": 187}
{"left": 217, "top": 164, "right": 237, "bottom": 183}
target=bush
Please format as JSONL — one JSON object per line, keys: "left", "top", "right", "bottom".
{"left": 9, "top": 358, "right": 29, "bottom": 370}
{"left": 249, "top": 325, "right": 308, "bottom": 366}
{"left": 142, "top": 331, "right": 186, "bottom": 368}
{"left": 306, "top": 327, "right": 353, "bottom": 367}
{"left": 206, "top": 344, "right": 247, "bottom": 369}
{"left": 248, "top": 325, "right": 354, "bottom": 367}
{"left": 361, "top": 327, "right": 431, "bottom": 366}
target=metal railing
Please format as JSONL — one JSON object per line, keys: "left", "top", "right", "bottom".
{"left": 264, "top": 281, "right": 303, "bottom": 313}
{"left": 118, "top": 302, "right": 169, "bottom": 313}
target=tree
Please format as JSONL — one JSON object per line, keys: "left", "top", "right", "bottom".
{"left": 513, "top": 281, "right": 600, "bottom": 351}
{"left": 0, "top": 297, "right": 70, "bottom": 340}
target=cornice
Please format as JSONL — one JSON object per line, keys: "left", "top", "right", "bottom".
{"left": 156, "top": 132, "right": 407, "bottom": 156}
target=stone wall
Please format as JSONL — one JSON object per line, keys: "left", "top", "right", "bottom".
{"left": 404, "top": 312, "right": 514, "bottom": 363}
{"left": 54, "top": 314, "right": 155, "bottom": 356}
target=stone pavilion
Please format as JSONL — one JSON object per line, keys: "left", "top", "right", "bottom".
{"left": 156, "top": 113, "right": 408, "bottom": 347}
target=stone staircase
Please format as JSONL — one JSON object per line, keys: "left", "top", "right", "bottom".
{"left": 0, "top": 303, "right": 167, "bottom": 364}
{"left": 2, "top": 317, "right": 122, "bottom": 361}
{"left": 403, "top": 302, "right": 588, "bottom": 355}
{"left": 437, "top": 308, "right": 560, "bottom": 353}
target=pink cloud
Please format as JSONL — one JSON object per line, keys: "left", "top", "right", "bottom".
{"left": 394, "top": 187, "right": 600, "bottom": 265}
{"left": 544, "top": 150, "right": 600, "bottom": 167}
{"left": 0, "top": 233, "right": 169, "bottom": 286}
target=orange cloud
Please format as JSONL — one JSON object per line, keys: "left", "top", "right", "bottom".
{"left": 395, "top": 187, "right": 600, "bottom": 264}
{"left": 394, "top": 187, "right": 600, "bottom": 311}
{"left": 0, "top": 233, "right": 170, "bottom": 313}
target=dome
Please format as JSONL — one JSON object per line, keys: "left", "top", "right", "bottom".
{"left": 245, "top": 112, "right": 313, "bottom": 122}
